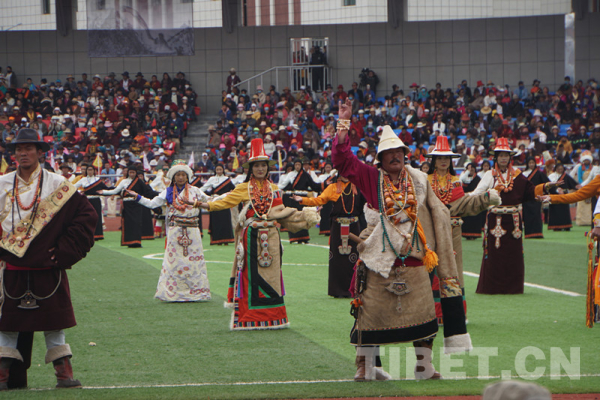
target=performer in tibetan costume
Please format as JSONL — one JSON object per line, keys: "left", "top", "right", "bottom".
{"left": 201, "top": 165, "right": 235, "bottom": 245}
{"left": 470, "top": 138, "right": 536, "bottom": 295}
{"left": 136, "top": 169, "right": 158, "bottom": 241}
{"left": 571, "top": 151, "right": 594, "bottom": 226}
{"left": 521, "top": 157, "right": 548, "bottom": 238}
{"left": 191, "top": 139, "right": 319, "bottom": 330}
{"left": 0, "top": 129, "right": 97, "bottom": 390}
{"left": 460, "top": 163, "right": 485, "bottom": 238}
{"left": 315, "top": 162, "right": 337, "bottom": 236}
{"left": 333, "top": 101, "right": 471, "bottom": 382}
{"left": 99, "top": 165, "right": 148, "bottom": 247}
{"left": 547, "top": 162, "right": 578, "bottom": 231}
{"left": 292, "top": 175, "right": 366, "bottom": 298}
{"left": 189, "top": 172, "right": 204, "bottom": 237}
{"left": 149, "top": 165, "right": 171, "bottom": 238}
{"left": 128, "top": 161, "right": 211, "bottom": 302}
{"left": 278, "top": 159, "right": 321, "bottom": 243}
{"left": 74, "top": 164, "right": 110, "bottom": 240}
{"left": 425, "top": 136, "right": 500, "bottom": 324}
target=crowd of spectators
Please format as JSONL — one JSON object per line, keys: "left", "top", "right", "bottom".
{"left": 205, "top": 70, "right": 600, "bottom": 181}
{"left": 0, "top": 67, "right": 199, "bottom": 177}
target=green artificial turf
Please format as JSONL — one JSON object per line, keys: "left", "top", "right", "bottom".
{"left": 3, "top": 224, "right": 600, "bottom": 399}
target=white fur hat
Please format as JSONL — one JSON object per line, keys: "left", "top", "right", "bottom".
{"left": 166, "top": 160, "right": 195, "bottom": 182}
{"left": 374, "top": 125, "right": 409, "bottom": 165}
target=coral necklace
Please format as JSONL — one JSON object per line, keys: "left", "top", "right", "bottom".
{"left": 340, "top": 182, "right": 355, "bottom": 215}
{"left": 172, "top": 184, "right": 189, "bottom": 212}
{"left": 493, "top": 164, "right": 515, "bottom": 192}
{"left": 249, "top": 177, "right": 273, "bottom": 219}
{"left": 430, "top": 171, "right": 453, "bottom": 205}
{"left": 14, "top": 170, "right": 42, "bottom": 211}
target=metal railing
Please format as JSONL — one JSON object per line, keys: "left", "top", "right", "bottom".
{"left": 233, "top": 65, "right": 332, "bottom": 93}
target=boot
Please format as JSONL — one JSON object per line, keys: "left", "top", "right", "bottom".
{"left": 53, "top": 357, "right": 81, "bottom": 389}
{"left": 354, "top": 355, "right": 366, "bottom": 382}
{"left": 414, "top": 340, "right": 442, "bottom": 380}
{"left": 354, "top": 355, "right": 391, "bottom": 381}
{"left": 0, "top": 358, "right": 13, "bottom": 391}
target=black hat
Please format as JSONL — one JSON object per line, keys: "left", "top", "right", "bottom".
{"left": 122, "top": 71, "right": 129, "bottom": 77}
{"left": 7, "top": 128, "right": 50, "bottom": 152}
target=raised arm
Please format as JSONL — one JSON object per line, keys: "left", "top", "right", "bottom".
{"left": 137, "top": 188, "right": 168, "bottom": 209}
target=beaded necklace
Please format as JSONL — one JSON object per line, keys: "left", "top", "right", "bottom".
{"left": 377, "top": 170, "right": 419, "bottom": 263}
{"left": 248, "top": 176, "right": 273, "bottom": 219}
{"left": 430, "top": 171, "right": 453, "bottom": 205}
{"left": 493, "top": 163, "right": 515, "bottom": 192}
{"left": 171, "top": 184, "right": 189, "bottom": 212}
{"left": 14, "top": 170, "right": 42, "bottom": 211}
{"left": 340, "top": 182, "right": 355, "bottom": 215}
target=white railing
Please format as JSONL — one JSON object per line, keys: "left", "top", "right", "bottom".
{"left": 233, "top": 65, "right": 332, "bottom": 93}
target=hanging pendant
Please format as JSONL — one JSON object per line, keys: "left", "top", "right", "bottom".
{"left": 18, "top": 291, "right": 39, "bottom": 310}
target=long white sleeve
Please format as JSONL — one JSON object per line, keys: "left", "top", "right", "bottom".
{"left": 101, "top": 178, "right": 130, "bottom": 195}
{"left": 138, "top": 189, "right": 168, "bottom": 209}
{"left": 469, "top": 170, "right": 494, "bottom": 196}
{"left": 594, "top": 196, "right": 600, "bottom": 216}
{"left": 582, "top": 166, "right": 600, "bottom": 187}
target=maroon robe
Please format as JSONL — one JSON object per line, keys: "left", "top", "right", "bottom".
{"left": 477, "top": 172, "right": 535, "bottom": 295}
{"left": 0, "top": 192, "right": 97, "bottom": 331}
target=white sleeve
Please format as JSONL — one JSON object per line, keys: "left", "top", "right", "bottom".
{"left": 190, "top": 186, "right": 209, "bottom": 201}
{"left": 582, "top": 166, "right": 600, "bottom": 187}
{"left": 459, "top": 170, "right": 470, "bottom": 184}
{"left": 594, "top": 197, "right": 600, "bottom": 216}
{"left": 569, "top": 165, "right": 580, "bottom": 181}
{"left": 150, "top": 178, "right": 162, "bottom": 190}
{"left": 138, "top": 189, "right": 168, "bottom": 209}
{"left": 469, "top": 170, "right": 494, "bottom": 196}
{"left": 73, "top": 179, "right": 85, "bottom": 189}
{"left": 200, "top": 177, "right": 215, "bottom": 192}
{"left": 102, "top": 179, "right": 128, "bottom": 195}
{"left": 278, "top": 174, "right": 290, "bottom": 189}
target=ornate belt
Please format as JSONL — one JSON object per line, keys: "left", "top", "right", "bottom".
{"left": 283, "top": 190, "right": 312, "bottom": 196}
{"left": 168, "top": 216, "right": 199, "bottom": 227}
{"left": 335, "top": 216, "right": 359, "bottom": 224}
{"left": 450, "top": 216, "right": 463, "bottom": 227}
{"left": 490, "top": 205, "right": 522, "bottom": 214}
{"left": 245, "top": 218, "right": 277, "bottom": 229}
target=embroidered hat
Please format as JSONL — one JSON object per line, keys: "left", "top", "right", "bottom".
{"left": 243, "top": 138, "right": 277, "bottom": 168}
{"left": 490, "top": 137, "right": 516, "bottom": 155}
{"left": 374, "top": 125, "right": 410, "bottom": 165}
{"left": 425, "top": 136, "right": 460, "bottom": 158}
{"left": 166, "top": 159, "right": 194, "bottom": 182}
{"left": 7, "top": 128, "right": 50, "bottom": 152}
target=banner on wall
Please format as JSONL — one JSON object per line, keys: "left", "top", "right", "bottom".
{"left": 86, "top": 0, "right": 194, "bottom": 57}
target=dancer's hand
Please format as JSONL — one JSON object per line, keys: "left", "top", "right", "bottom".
{"left": 536, "top": 195, "right": 551, "bottom": 203}
{"left": 291, "top": 195, "right": 303, "bottom": 202}
{"left": 592, "top": 227, "right": 600, "bottom": 241}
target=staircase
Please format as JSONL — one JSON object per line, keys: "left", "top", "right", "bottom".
{"left": 178, "top": 114, "right": 216, "bottom": 161}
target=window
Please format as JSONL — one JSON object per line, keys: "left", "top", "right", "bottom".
{"left": 343, "top": 0, "right": 356, "bottom": 6}
{"left": 42, "top": 0, "right": 51, "bottom": 14}
{"left": 97, "top": 0, "right": 106, "bottom": 10}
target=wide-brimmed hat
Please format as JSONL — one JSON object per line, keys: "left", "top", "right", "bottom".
{"left": 490, "top": 137, "right": 516, "bottom": 155}
{"left": 480, "top": 106, "right": 492, "bottom": 115}
{"left": 425, "top": 136, "right": 460, "bottom": 158}
{"left": 243, "top": 138, "right": 277, "bottom": 168}
{"left": 166, "top": 160, "right": 194, "bottom": 182}
{"left": 374, "top": 126, "right": 410, "bottom": 165}
{"left": 7, "top": 128, "right": 50, "bottom": 152}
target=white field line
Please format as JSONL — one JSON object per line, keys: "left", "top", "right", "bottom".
{"left": 26, "top": 373, "right": 600, "bottom": 391}
{"left": 463, "top": 271, "right": 583, "bottom": 297}
{"left": 144, "top": 241, "right": 583, "bottom": 297}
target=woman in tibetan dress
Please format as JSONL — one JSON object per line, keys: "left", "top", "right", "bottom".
{"left": 74, "top": 164, "right": 110, "bottom": 240}
{"left": 201, "top": 164, "right": 235, "bottom": 245}
{"left": 128, "top": 161, "right": 211, "bottom": 302}
{"left": 521, "top": 157, "right": 548, "bottom": 238}
{"left": 192, "top": 139, "right": 319, "bottom": 330}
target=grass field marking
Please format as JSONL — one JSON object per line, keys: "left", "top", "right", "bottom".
{"left": 142, "top": 253, "right": 328, "bottom": 266}
{"left": 463, "top": 271, "right": 583, "bottom": 297}
{"left": 27, "top": 373, "right": 600, "bottom": 391}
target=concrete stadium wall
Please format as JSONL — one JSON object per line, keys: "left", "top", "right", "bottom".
{"left": 0, "top": 13, "right": 598, "bottom": 115}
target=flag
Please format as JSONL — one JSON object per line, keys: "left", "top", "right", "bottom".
{"left": 278, "top": 150, "right": 282, "bottom": 171}
{"left": 188, "top": 151, "right": 195, "bottom": 168}
{"left": 232, "top": 154, "right": 239, "bottom": 171}
{"left": 0, "top": 157, "right": 7, "bottom": 174}
{"left": 93, "top": 153, "right": 103, "bottom": 174}
{"left": 49, "top": 152, "right": 57, "bottom": 172}
{"left": 142, "top": 153, "right": 151, "bottom": 172}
